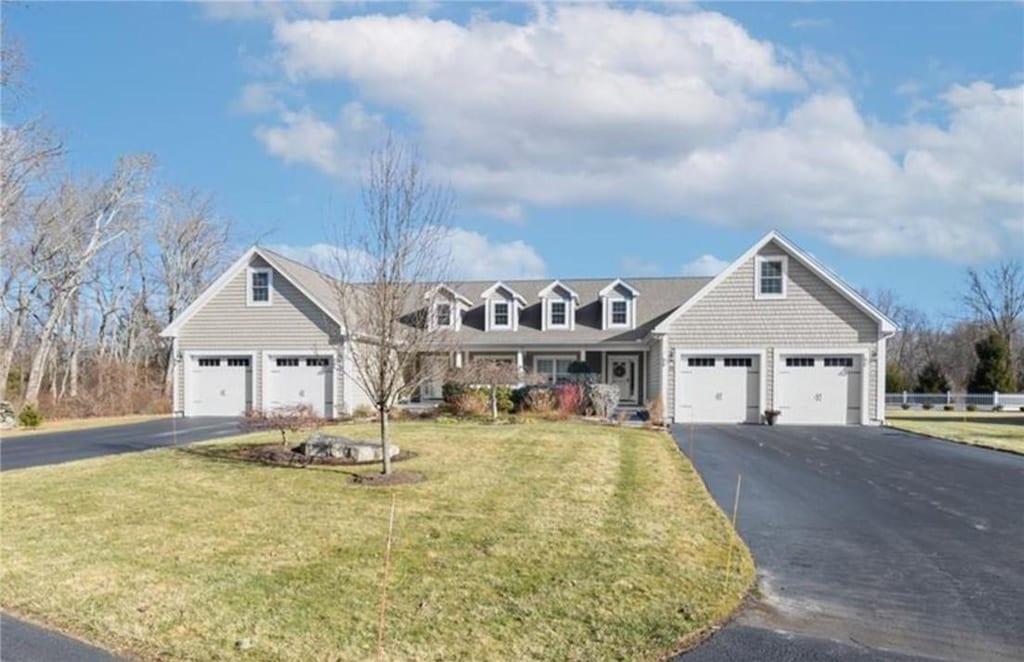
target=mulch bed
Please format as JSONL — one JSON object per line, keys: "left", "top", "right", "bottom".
{"left": 351, "top": 471, "right": 425, "bottom": 487}
{"left": 226, "top": 443, "right": 415, "bottom": 468}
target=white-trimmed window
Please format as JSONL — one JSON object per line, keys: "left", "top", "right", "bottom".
{"left": 435, "top": 302, "right": 452, "bottom": 328}
{"left": 610, "top": 299, "right": 629, "bottom": 326}
{"left": 550, "top": 300, "right": 567, "bottom": 327}
{"left": 535, "top": 356, "right": 575, "bottom": 384}
{"left": 248, "top": 268, "right": 272, "bottom": 306}
{"left": 755, "top": 256, "right": 787, "bottom": 299}
{"left": 493, "top": 301, "right": 510, "bottom": 328}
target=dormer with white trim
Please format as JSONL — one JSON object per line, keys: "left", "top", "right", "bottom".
{"left": 424, "top": 284, "right": 472, "bottom": 331}
{"left": 481, "top": 281, "right": 527, "bottom": 331}
{"left": 537, "top": 280, "right": 580, "bottom": 331}
{"left": 599, "top": 279, "right": 639, "bottom": 330}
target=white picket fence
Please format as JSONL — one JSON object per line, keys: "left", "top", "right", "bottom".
{"left": 886, "top": 391, "right": 1024, "bottom": 411}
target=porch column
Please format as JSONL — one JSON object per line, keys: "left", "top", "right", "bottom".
{"left": 454, "top": 351, "right": 463, "bottom": 368}
{"left": 579, "top": 349, "right": 586, "bottom": 361}
{"left": 516, "top": 350, "right": 524, "bottom": 373}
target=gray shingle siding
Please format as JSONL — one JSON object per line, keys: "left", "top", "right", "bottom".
{"left": 175, "top": 255, "right": 346, "bottom": 414}
{"left": 664, "top": 242, "right": 882, "bottom": 421}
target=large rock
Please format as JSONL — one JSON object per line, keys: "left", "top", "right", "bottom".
{"left": 0, "top": 401, "right": 16, "bottom": 430}
{"left": 300, "top": 433, "right": 399, "bottom": 463}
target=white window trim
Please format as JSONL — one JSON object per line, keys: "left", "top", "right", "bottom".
{"left": 547, "top": 299, "right": 571, "bottom": 329}
{"left": 608, "top": 298, "right": 631, "bottom": 328}
{"left": 433, "top": 301, "right": 453, "bottom": 329}
{"left": 754, "top": 255, "right": 788, "bottom": 300}
{"left": 491, "top": 300, "right": 512, "bottom": 329}
{"left": 532, "top": 354, "right": 578, "bottom": 383}
{"left": 247, "top": 267, "right": 273, "bottom": 306}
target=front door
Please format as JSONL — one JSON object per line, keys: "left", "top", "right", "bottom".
{"left": 608, "top": 356, "right": 638, "bottom": 404}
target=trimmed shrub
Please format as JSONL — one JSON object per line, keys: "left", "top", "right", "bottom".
{"left": 554, "top": 383, "right": 584, "bottom": 415}
{"left": 493, "top": 386, "right": 515, "bottom": 414}
{"left": 922, "top": 402, "right": 933, "bottom": 410}
{"left": 17, "top": 404, "right": 42, "bottom": 428}
{"left": 567, "top": 360, "right": 596, "bottom": 385}
{"left": 966, "top": 404, "right": 978, "bottom": 412}
{"left": 588, "top": 383, "right": 620, "bottom": 418}
{"left": 442, "top": 381, "right": 467, "bottom": 404}
{"left": 943, "top": 404, "right": 955, "bottom": 411}
{"left": 901, "top": 403, "right": 911, "bottom": 410}
{"left": 524, "top": 386, "right": 556, "bottom": 414}
{"left": 451, "top": 391, "right": 488, "bottom": 417}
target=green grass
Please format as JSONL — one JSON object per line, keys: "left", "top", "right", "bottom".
{"left": 887, "top": 409, "right": 1024, "bottom": 454}
{"left": 1, "top": 421, "right": 752, "bottom": 661}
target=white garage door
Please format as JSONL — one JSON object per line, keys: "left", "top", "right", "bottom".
{"left": 188, "top": 356, "right": 251, "bottom": 416}
{"left": 776, "top": 355, "right": 862, "bottom": 425}
{"left": 265, "top": 356, "right": 333, "bottom": 417}
{"left": 675, "top": 354, "right": 760, "bottom": 424}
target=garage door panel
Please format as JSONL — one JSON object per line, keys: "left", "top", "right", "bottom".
{"left": 675, "top": 355, "right": 760, "bottom": 424}
{"left": 266, "top": 356, "right": 333, "bottom": 417}
{"left": 777, "top": 355, "right": 861, "bottom": 425}
{"left": 189, "top": 356, "right": 251, "bottom": 416}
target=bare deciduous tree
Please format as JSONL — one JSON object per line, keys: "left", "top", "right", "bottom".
{"left": 21, "top": 155, "right": 154, "bottom": 405}
{"left": 326, "top": 138, "right": 454, "bottom": 475}
{"left": 154, "top": 187, "right": 231, "bottom": 391}
{"left": 963, "top": 261, "right": 1024, "bottom": 347}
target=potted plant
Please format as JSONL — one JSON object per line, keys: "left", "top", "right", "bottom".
{"left": 764, "top": 409, "right": 781, "bottom": 426}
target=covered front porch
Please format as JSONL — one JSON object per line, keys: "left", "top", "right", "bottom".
{"left": 417, "top": 347, "right": 648, "bottom": 406}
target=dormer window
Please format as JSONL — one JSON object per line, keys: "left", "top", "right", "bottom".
{"left": 482, "top": 281, "right": 526, "bottom": 331}
{"left": 424, "top": 284, "right": 470, "bottom": 331}
{"left": 538, "top": 280, "right": 579, "bottom": 331}
{"left": 611, "top": 300, "right": 628, "bottom": 326}
{"left": 493, "top": 302, "right": 510, "bottom": 327}
{"left": 247, "top": 268, "right": 272, "bottom": 306}
{"left": 550, "top": 301, "right": 567, "bottom": 327}
{"left": 435, "top": 302, "right": 452, "bottom": 327}
{"left": 599, "top": 279, "right": 639, "bottom": 330}
{"left": 755, "top": 255, "right": 787, "bottom": 299}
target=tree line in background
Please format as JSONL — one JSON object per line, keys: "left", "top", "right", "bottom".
{"left": 875, "top": 260, "right": 1024, "bottom": 395}
{"left": 1, "top": 35, "right": 232, "bottom": 419}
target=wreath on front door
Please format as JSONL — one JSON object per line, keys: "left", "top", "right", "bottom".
{"left": 613, "top": 364, "right": 627, "bottom": 378}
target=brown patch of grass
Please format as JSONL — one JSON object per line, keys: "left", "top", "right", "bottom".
{"left": 2, "top": 421, "right": 752, "bottom": 661}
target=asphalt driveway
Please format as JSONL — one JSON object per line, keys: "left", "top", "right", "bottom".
{"left": 673, "top": 424, "right": 1024, "bottom": 662}
{"left": 0, "top": 417, "right": 242, "bottom": 471}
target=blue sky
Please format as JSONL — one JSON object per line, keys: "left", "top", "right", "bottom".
{"left": 5, "top": 1, "right": 1022, "bottom": 321}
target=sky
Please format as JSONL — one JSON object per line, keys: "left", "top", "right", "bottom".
{"left": 4, "top": 1, "right": 1023, "bottom": 321}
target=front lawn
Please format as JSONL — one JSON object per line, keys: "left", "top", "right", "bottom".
{"left": 887, "top": 410, "right": 1024, "bottom": 455}
{"left": 1, "top": 421, "right": 752, "bottom": 661}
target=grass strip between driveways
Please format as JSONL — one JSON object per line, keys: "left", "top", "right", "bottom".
{"left": 0, "top": 414, "right": 168, "bottom": 439}
{"left": 886, "top": 410, "right": 1024, "bottom": 455}
{"left": 1, "top": 421, "right": 753, "bottom": 661}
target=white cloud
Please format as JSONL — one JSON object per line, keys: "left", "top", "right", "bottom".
{"left": 245, "top": 5, "right": 1024, "bottom": 263}
{"left": 442, "top": 227, "right": 546, "bottom": 279}
{"left": 271, "top": 227, "right": 546, "bottom": 281}
{"left": 682, "top": 254, "right": 730, "bottom": 277}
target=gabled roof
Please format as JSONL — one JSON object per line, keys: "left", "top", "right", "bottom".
{"left": 652, "top": 230, "right": 898, "bottom": 335}
{"left": 159, "top": 246, "right": 343, "bottom": 338}
{"left": 537, "top": 279, "right": 580, "bottom": 302}
{"left": 599, "top": 278, "right": 640, "bottom": 297}
{"left": 424, "top": 284, "right": 473, "bottom": 307}
{"left": 480, "top": 281, "right": 528, "bottom": 306}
